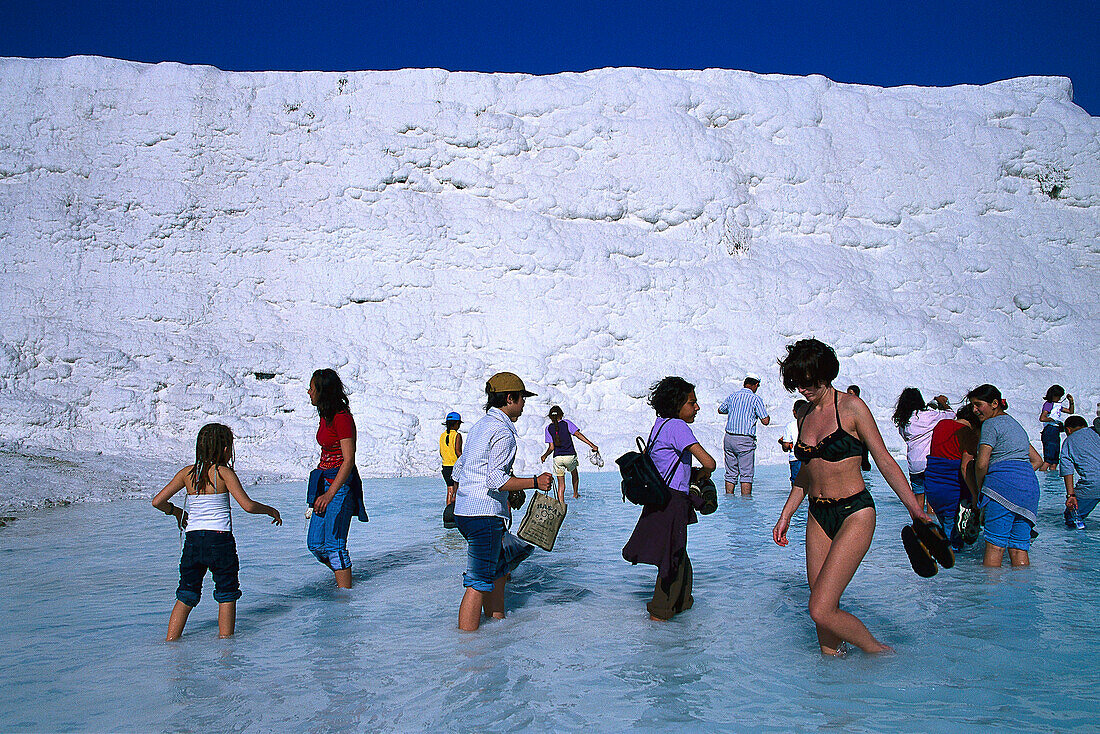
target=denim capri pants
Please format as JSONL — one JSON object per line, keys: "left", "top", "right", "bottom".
{"left": 176, "top": 530, "right": 242, "bottom": 607}
{"left": 307, "top": 482, "right": 356, "bottom": 570}
{"left": 981, "top": 496, "right": 1032, "bottom": 551}
{"left": 454, "top": 515, "right": 508, "bottom": 592}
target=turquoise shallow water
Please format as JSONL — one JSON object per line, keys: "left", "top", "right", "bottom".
{"left": 1, "top": 465, "right": 1099, "bottom": 732}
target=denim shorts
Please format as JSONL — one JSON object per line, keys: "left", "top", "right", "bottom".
{"left": 454, "top": 515, "right": 507, "bottom": 592}
{"left": 177, "top": 530, "right": 242, "bottom": 607}
{"left": 788, "top": 460, "right": 802, "bottom": 483}
{"left": 909, "top": 472, "right": 926, "bottom": 493}
{"left": 981, "top": 496, "right": 1032, "bottom": 551}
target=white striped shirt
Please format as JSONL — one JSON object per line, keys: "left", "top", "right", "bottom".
{"left": 453, "top": 407, "right": 518, "bottom": 521}
{"left": 718, "top": 388, "right": 769, "bottom": 437}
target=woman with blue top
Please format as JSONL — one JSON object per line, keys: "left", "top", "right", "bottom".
{"left": 1039, "top": 384, "right": 1074, "bottom": 470}
{"left": 969, "top": 384, "right": 1044, "bottom": 567}
{"left": 622, "top": 376, "right": 716, "bottom": 622}
{"left": 306, "top": 369, "right": 369, "bottom": 588}
{"left": 772, "top": 339, "right": 932, "bottom": 655}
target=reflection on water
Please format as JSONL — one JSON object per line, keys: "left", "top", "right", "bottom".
{"left": 0, "top": 467, "right": 1097, "bottom": 731}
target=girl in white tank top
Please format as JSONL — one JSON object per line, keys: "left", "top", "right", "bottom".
{"left": 152, "top": 423, "right": 283, "bottom": 641}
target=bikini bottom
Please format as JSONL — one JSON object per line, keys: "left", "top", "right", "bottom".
{"left": 808, "top": 488, "right": 875, "bottom": 540}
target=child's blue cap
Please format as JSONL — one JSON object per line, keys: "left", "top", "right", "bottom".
{"left": 445, "top": 412, "right": 461, "bottom": 423}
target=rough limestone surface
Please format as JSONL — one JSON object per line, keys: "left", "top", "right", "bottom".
{"left": 1, "top": 57, "right": 1098, "bottom": 504}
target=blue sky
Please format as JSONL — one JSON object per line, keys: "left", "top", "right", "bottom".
{"left": 2, "top": 1, "right": 1097, "bottom": 115}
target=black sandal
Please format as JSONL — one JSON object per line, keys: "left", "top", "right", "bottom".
{"left": 913, "top": 519, "right": 955, "bottom": 569}
{"left": 902, "top": 525, "right": 938, "bottom": 578}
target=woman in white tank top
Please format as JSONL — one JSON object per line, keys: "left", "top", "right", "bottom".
{"left": 152, "top": 423, "right": 282, "bottom": 641}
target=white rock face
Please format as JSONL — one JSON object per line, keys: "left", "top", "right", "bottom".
{"left": 1, "top": 57, "right": 1098, "bottom": 493}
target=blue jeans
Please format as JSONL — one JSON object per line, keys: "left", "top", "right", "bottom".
{"left": 1041, "top": 424, "right": 1062, "bottom": 464}
{"left": 307, "top": 482, "right": 355, "bottom": 570}
{"left": 910, "top": 472, "right": 926, "bottom": 494}
{"left": 454, "top": 515, "right": 507, "bottom": 592}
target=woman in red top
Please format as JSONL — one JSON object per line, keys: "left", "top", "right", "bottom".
{"left": 306, "top": 369, "right": 368, "bottom": 588}
{"left": 923, "top": 405, "right": 980, "bottom": 549}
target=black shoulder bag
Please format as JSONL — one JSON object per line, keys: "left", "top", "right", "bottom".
{"left": 616, "top": 420, "right": 684, "bottom": 507}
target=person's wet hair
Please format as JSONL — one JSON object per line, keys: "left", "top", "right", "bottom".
{"left": 779, "top": 339, "right": 839, "bottom": 392}
{"left": 649, "top": 376, "right": 695, "bottom": 419}
{"left": 190, "top": 423, "right": 234, "bottom": 494}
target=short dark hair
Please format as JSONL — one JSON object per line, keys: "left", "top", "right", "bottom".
{"left": 485, "top": 390, "right": 523, "bottom": 412}
{"left": 1044, "top": 384, "right": 1065, "bottom": 403}
{"left": 744, "top": 377, "right": 760, "bottom": 387}
{"left": 846, "top": 384, "right": 861, "bottom": 397}
{"left": 794, "top": 399, "right": 810, "bottom": 412}
{"left": 956, "top": 404, "right": 981, "bottom": 429}
{"left": 1065, "top": 415, "right": 1087, "bottom": 431}
{"left": 648, "top": 376, "right": 695, "bottom": 419}
{"left": 779, "top": 339, "right": 839, "bottom": 392}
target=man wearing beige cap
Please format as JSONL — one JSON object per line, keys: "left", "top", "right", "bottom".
{"left": 452, "top": 371, "right": 552, "bottom": 631}
{"left": 718, "top": 373, "right": 770, "bottom": 495}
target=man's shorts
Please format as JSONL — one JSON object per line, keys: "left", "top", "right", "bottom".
{"left": 552, "top": 453, "right": 579, "bottom": 477}
{"left": 723, "top": 434, "right": 756, "bottom": 484}
{"left": 789, "top": 460, "right": 802, "bottom": 483}
{"left": 454, "top": 515, "right": 508, "bottom": 592}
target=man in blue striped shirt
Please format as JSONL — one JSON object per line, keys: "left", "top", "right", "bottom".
{"left": 718, "top": 373, "right": 770, "bottom": 496}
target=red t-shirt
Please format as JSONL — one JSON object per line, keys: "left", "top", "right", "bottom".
{"left": 317, "top": 411, "right": 355, "bottom": 469}
{"left": 929, "top": 419, "right": 966, "bottom": 461}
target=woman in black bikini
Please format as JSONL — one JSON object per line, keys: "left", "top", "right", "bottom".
{"left": 772, "top": 339, "right": 932, "bottom": 655}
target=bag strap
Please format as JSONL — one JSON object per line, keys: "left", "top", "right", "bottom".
{"left": 640, "top": 418, "right": 689, "bottom": 488}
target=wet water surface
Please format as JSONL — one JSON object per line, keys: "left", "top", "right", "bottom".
{"left": 1, "top": 466, "right": 1098, "bottom": 732}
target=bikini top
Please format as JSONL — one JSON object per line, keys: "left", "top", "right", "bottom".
{"left": 793, "top": 391, "right": 866, "bottom": 463}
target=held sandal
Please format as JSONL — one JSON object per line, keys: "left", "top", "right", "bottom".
{"left": 902, "top": 525, "right": 938, "bottom": 578}
{"left": 912, "top": 518, "right": 955, "bottom": 569}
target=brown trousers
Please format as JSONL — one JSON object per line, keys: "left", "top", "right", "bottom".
{"left": 647, "top": 553, "right": 693, "bottom": 620}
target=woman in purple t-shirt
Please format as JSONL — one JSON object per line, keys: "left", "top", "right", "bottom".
{"left": 622, "top": 376, "right": 716, "bottom": 621}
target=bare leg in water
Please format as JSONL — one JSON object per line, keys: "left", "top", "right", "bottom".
{"left": 805, "top": 508, "right": 891, "bottom": 655}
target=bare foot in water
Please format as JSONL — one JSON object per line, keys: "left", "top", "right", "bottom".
{"left": 821, "top": 642, "right": 848, "bottom": 657}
